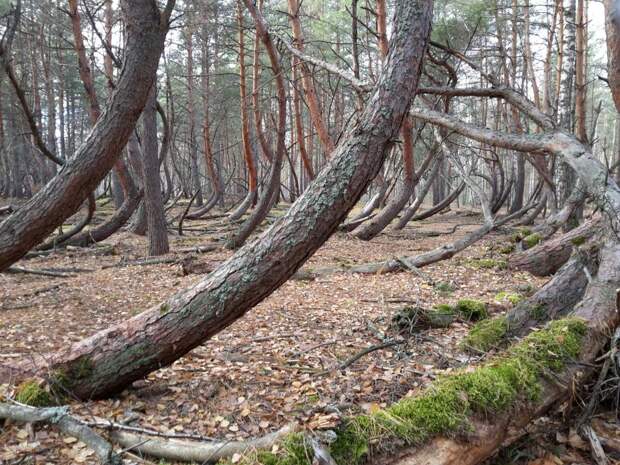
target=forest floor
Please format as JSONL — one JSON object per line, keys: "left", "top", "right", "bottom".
{"left": 0, "top": 202, "right": 617, "bottom": 465}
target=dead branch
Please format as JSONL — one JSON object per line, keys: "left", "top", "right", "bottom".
{"left": 109, "top": 423, "right": 297, "bottom": 463}
{"left": 0, "top": 402, "right": 121, "bottom": 465}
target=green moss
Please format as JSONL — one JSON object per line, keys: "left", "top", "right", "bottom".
{"left": 466, "top": 258, "right": 507, "bottom": 270}
{"left": 523, "top": 233, "right": 542, "bottom": 249}
{"left": 434, "top": 281, "right": 454, "bottom": 295}
{"left": 159, "top": 303, "right": 170, "bottom": 315}
{"left": 14, "top": 380, "right": 54, "bottom": 407}
{"left": 222, "top": 319, "right": 587, "bottom": 465}
{"left": 499, "top": 244, "right": 515, "bottom": 255}
{"left": 511, "top": 228, "right": 532, "bottom": 243}
{"left": 571, "top": 236, "right": 586, "bottom": 247}
{"left": 530, "top": 304, "right": 547, "bottom": 322}
{"left": 73, "top": 356, "right": 94, "bottom": 380}
{"left": 454, "top": 299, "right": 488, "bottom": 321}
{"left": 495, "top": 292, "right": 523, "bottom": 305}
{"left": 433, "top": 303, "right": 455, "bottom": 314}
{"left": 461, "top": 317, "right": 508, "bottom": 352}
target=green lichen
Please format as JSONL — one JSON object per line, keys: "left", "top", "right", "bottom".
{"left": 461, "top": 317, "right": 508, "bottom": 352}
{"left": 454, "top": 299, "right": 488, "bottom": 321}
{"left": 466, "top": 258, "right": 508, "bottom": 270}
{"left": 159, "top": 303, "right": 170, "bottom": 315}
{"left": 523, "top": 233, "right": 542, "bottom": 249}
{"left": 14, "top": 380, "right": 54, "bottom": 407}
{"left": 495, "top": 292, "right": 523, "bottom": 305}
{"left": 219, "top": 319, "right": 587, "bottom": 465}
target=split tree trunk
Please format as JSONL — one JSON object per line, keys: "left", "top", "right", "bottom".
{"left": 3, "top": 0, "right": 434, "bottom": 399}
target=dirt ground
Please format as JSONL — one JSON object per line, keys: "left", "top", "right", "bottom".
{"left": 0, "top": 205, "right": 614, "bottom": 464}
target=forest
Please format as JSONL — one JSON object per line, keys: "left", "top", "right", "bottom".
{"left": 1, "top": 0, "right": 620, "bottom": 464}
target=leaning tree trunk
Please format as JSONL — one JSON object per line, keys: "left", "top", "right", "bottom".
{"left": 3, "top": 0, "right": 434, "bottom": 399}
{"left": 0, "top": 0, "right": 173, "bottom": 270}
{"left": 353, "top": 118, "right": 432, "bottom": 240}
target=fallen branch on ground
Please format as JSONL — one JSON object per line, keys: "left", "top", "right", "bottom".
{"left": 110, "top": 423, "right": 297, "bottom": 463}
{"left": 0, "top": 402, "right": 121, "bottom": 465}
{"left": 4, "top": 267, "right": 75, "bottom": 278}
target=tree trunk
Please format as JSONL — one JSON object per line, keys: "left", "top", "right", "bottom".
{"left": 3, "top": 0, "right": 434, "bottom": 399}
{"left": 287, "top": 0, "right": 334, "bottom": 156}
{"left": 509, "top": 218, "right": 600, "bottom": 276}
{"left": 0, "top": 0, "right": 173, "bottom": 271}
{"left": 225, "top": 0, "right": 287, "bottom": 249}
{"left": 141, "top": 86, "right": 169, "bottom": 256}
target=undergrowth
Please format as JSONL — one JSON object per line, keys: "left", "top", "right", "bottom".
{"left": 224, "top": 318, "right": 587, "bottom": 465}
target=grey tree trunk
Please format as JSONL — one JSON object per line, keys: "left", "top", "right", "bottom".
{"left": 141, "top": 86, "right": 169, "bottom": 256}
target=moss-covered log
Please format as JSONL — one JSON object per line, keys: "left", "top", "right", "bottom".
{"left": 218, "top": 241, "right": 620, "bottom": 465}
{"left": 508, "top": 218, "right": 600, "bottom": 276}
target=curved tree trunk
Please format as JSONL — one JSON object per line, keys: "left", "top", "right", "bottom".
{"left": 0, "top": 0, "right": 173, "bottom": 271}
{"left": 287, "top": 0, "right": 334, "bottom": 156}
{"left": 3, "top": 0, "right": 434, "bottom": 399}
{"left": 141, "top": 86, "right": 169, "bottom": 256}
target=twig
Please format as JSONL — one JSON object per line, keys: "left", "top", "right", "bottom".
{"left": 318, "top": 340, "right": 405, "bottom": 376}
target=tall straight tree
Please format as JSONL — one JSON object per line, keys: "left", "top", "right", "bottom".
{"left": 141, "top": 86, "right": 169, "bottom": 256}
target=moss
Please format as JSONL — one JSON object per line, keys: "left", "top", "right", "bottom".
{"left": 466, "top": 258, "right": 508, "bottom": 270}
{"left": 523, "top": 233, "right": 542, "bottom": 249}
{"left": 571, "top": 236, "right": 586, "bottom": 247}
{"left": 454, "top": 299, "right": 488, "bottom": 321}
{"left": 495, "top": 292, "right": 523, "bottom": 305}
{"left": 72, "top": 356, "right": 94, "bottom": 380}
{"left": 530, "top": 304, "right": 547, "bottom": 322}
{"left": 159, "top": 303, "right": 170, "bottom": 315}
{"left": 499, "top": 244, "right": 515, "bottom": 255}
{"left": 14, "top": 380, "right": 54, "bottom": 407}
{"left": 511, "top": 228, "right": 532, "bottom": 243}
{"left": 461, "top": 317, "right": 508, "bottom": 352}
{"left": 223, "top": 319, "right": 587, "bottom": 465}
{"left": 433, "top": 303, "right": 455, "bottom": 314}
{"left": 434, "top": 281, "right": 454, "bottom": 295}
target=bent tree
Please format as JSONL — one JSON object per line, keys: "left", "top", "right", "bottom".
{"left": 3, "top": 0, "right": 434, "bottom": 399}
{"left": 0, "top": 0, "right": 174, "bottom": 271}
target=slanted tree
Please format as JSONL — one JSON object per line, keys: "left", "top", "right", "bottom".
{"left": 3, "top": 0, "right": 434, "bottom": 399}
{"left": 0, "top": 0, "right": 175, "bottom": 270}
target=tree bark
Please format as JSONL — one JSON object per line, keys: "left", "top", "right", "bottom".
{"left": 3, "top": 0, "right": 434, "bottom": 399}
{"left": 509, "top": 218, "right": 600, "bottom": 276}
{"left": 0, "top": 0, "right": 173, "bottom": 271}
{"left": 141, "top": 86, "right": 170, "bottom": 256}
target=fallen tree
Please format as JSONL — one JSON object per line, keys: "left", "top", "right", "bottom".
{"left": 1, "top": 0, "right": 434, "bottom": 399}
